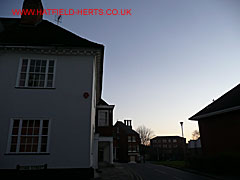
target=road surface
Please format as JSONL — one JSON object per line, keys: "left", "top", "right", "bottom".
{"left": 125, "top": 163, "right": 213, "bottom": 180}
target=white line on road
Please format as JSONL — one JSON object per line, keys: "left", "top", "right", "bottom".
{"left": 127, "top": 165, "right": 143, "bottom": 180}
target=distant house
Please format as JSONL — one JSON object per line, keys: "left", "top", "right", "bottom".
{"left": 113, "top": 120, "right": 140, "bottom": 163}
{"left": 189, "top": 84, "right": 240, "bottom": 157}
{"left": 150, "top": 136, "right": 186, "bottom": 160}
{"left": 0, "top": 0, "right": 107, "bottom": 178}
{"left": 94, "top": 99, "right": 115, "bottom": 167}
{"left": 188, "top": 138, "right": 201, "bottom": 149}
{"left": 187, "top": 138, "right": 202, "bottom": 156}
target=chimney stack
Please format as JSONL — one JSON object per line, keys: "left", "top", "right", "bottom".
{"left": 21, "top": 0, "right": 43, "bottom": 25}
{"left": 124, "top": 120, "right": 132, "bottom": 129}
{"left": 128, "top": 120, "right": 132, "bottom": 127}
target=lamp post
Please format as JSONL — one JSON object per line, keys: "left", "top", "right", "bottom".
{"left": 180, "top": 122, "right": 184, "bottom": 137}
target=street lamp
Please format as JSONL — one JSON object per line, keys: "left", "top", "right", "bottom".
{"left": 180, "top": 122, "right": 184, "bottom": 137}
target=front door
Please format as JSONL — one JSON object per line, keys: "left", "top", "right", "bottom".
{"left": 98, "top": 149, "right": 104, "bottom": 162}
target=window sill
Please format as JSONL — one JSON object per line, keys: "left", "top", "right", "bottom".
{"left": 15, "top": 87, "right": 56, "bottom": 90}
{"left": 5, "top": 153, "right": 50, "bottom": 155}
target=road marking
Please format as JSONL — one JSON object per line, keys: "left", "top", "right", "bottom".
{"left": 136, "top": 174, "right": 144, "bottom": 180}
{"left": 127, "top": 165, "right": 143, "bottom": 180}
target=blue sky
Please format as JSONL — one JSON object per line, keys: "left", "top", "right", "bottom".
{"left": 1, "top": 0, "right": 240, "bottom": 141}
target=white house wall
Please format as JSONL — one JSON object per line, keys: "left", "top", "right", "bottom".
{"left": 0, "top": 51, "right": 96, "bottom": 169}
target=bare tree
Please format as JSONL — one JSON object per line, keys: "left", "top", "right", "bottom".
{"left": 192, "top": 130, "right": 200, "bottom": 140}
{"left": 136, "top": 125, "right": 154, "bottom": 146}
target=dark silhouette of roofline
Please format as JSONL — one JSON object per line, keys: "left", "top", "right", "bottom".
{"left": 151, "top": 136, "right": 185, "bottom": 140}
{"left": 114, "top": 121, "right": 139, "bottom": 136}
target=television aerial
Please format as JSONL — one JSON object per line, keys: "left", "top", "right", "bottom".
{"left": 54, "top": 15, "right": 62, "bottom": 25}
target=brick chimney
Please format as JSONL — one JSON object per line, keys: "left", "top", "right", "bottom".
{"left": 124, "top": 120, "right": 132, "bottom": 129}
{"left": 21, "top": 0, "right": 43, "bottom": 25}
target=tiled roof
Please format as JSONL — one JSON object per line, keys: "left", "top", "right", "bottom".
{"left": 98, "top": 99, "right": 109, "bottom": 106}
{"left": 0, "top": 17, "right": 104, "bottom": 49}
{"left": 114, "top": 121, "right": 139, "bottom": 136}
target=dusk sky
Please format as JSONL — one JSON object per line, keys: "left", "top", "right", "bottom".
{"left": 1, "top": 0, "right": 240, "bottom": 141}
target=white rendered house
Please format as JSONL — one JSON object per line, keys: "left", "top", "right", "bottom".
{"left": 0, "top": 0, "right": 105, "bottom": 177}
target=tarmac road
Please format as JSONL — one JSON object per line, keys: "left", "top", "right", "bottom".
{"left": 125, "top": 163, "right": 214, "bottom": 180}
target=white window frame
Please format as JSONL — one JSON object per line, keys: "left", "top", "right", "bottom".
{"left": 6, "top": 118, "right": 51, "bottom": 154}
{"left": 128, "top": 136, "right": 132, "bottom": 142}
{"left": 98, "top": 110, "right": 109, "bottom": 127}
{"left": 132, "top": 145, "right": 137, "bottom": 152}
{"left": 128, "top": 144, "right": 132, "bottom": 152}
{"left": 132, "top": 136, "right": 136, "bottom": 142}
{"left": 16, "top": 58, "right": 57, "bottom": 88}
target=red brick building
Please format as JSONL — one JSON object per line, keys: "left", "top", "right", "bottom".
{"left": 150, "top": 136, "right": 186, "bottom": 160}
{"left": 113, "top": 120, "right": 141, "bottom": 163}
{"left": 189, "top": 84, "right": 240, "bottom": 157}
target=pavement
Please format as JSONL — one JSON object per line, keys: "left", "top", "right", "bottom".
{"left": 96, "top": 163, "right": 135, "bottom": 180}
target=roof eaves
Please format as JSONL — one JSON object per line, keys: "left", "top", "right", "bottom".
{"left": 189, "top": 105, "right": 240, "bottom": 120}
